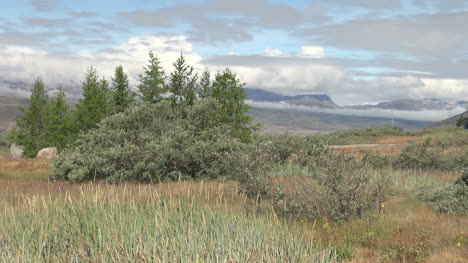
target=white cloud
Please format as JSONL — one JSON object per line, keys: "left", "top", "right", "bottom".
{"left": 247, "top": 100, "right": 466, "bottom": 121}
{"left": 263, "top": 48, "right": 284, "bottom": 57}
{"left": 301, "top": 46, "right": 325, "bottom": 57}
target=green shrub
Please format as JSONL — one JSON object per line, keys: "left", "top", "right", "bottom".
{"left": 51, "top": 100, "right": 258, "bottom": 183}
{"left": 0, "top": 131, "right": 12, "bottom": 149}
{"left": 455, "top": 168, "right": 468, "bottom": 186}
{"left": 241, "top": 153, "right": 391, "bottom": 221}
{"left": 320, "top": 126, "right": 403, "bottom": 145}
{"left": 256, "top": 133, "right": 328, "bottom": 165}
{"left": 416, "top": 184, "right": 468, "bottom": 214}
{"left": 395, "top": 139, "right": 468, "bottom": 171}
{"left": 361, "top": 152, "right": 393, "bottom": 169}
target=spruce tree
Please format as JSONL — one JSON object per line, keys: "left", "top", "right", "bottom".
{"left": 211, "top": 68, "right": 256, "bottom": 142}
{"left": 75, "top": 67, "right": 110, "bottom": 131}
{"left": 111, "top": 65, "right": 135, "bottom": 113}
{"left": 138, "top": 51, "right": 166, "bottom": 104}
{"left": 198, "top": 68, "right": 212, "bottom": 99}
{"left": 45, "top": 87, "right": 76, "bottom": 150}
{"left": 13, "top": 77, "right": 49, "bottom": 157}
{"left": 456, "top": 114, "right": 465, "bottom": 127}
{"left": 168, "top": 53, "right": 197, "bottom": 107}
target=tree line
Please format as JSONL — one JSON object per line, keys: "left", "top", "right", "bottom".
{"left": 13, "top": 52, "right": 255, "bottom": 157}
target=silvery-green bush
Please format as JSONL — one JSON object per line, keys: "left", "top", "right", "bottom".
{"left": 51, "top": 100, "right": 257, "bottom": 183}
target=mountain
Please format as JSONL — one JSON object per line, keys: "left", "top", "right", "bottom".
{"left": 245, "top": 88, "right": 339, "bottom": 108}
{"left": 433, "top": 110, "right": 468, "bottom": 127}
{"left": 0, "top": 96, "right": 28, "bottom": 131}
{"left": 347, "top": 99, "right": 468, "bottom": 111}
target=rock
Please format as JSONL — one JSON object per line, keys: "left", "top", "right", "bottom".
{"left": 36, "top": 147, "right": 57, "bottom": 159}
{"left": 10, "top": 144, "right": 24, "bottom": 158}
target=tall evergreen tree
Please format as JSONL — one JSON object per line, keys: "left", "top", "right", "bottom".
{"left": 75, "top": 67, "right": 110, "bottom": 131}
{"left": 198, "top": 68, "right": 212, "bottom": 99}
{"left": 138, "top": 51, "right": 166, "bottom": 104}
{"left": 111, "top": 65, "right": 135, "bottom": 113}
{"left": 168, "top": 53, "right": 197, "bottom": 107}
{"left": 45, "top": 87, "right": 76, "bottom": 150}
{"left": 13, "top": 77, "right": 49, "bottom": 157}
{"left": 211, "top": 68, "right": 256, "bottom": 142}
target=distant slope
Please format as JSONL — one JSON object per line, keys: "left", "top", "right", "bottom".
{"left": 250, "top": 107, "right": 431, "bottom": 135}
{"left": 433, "top": 110, "right": 468, "bottom": 127}
{"left": 347, "top": 99, "right": 468, "bottom": 111}
{"left": 0, "top": 96, "right": 28, "bottom": 131}
{"left": 245, "top": 88, "right": 339, "bottom": 108}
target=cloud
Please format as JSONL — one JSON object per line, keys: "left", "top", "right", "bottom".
{"left": 294, "top": 11, "right": 468, "bottom": 57}
{"left": 247, "top": 100, "right": 466, "bottom": 122}
{"left": 301, "top": 46, "right": 325, "bottom": 57}
{"left": 29, "top": 0, "right": 62, "bottom": 12}
{"left": 0, "top": 34, "right": 201, "bottom": 97}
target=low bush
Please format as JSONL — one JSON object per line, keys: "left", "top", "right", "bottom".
{"left": 320, "top": 126, "right": 403, "bottom": 145}
{"left": 51, "top": 100, "right": 259, "bottom": 183}
{"left": 416, "top": 184, "right": 468, "bottom": 214}
{"left": 256, "top": 133, "right": 328, "bottom": 165}
{"left": 395, "top": 139, "right": 468, "bottom": 171}
{"left": 241, "top": 153, "right": 391, "bottom": 221}
{"left": 0, "top": 131, "right": 12, "bottom": 149}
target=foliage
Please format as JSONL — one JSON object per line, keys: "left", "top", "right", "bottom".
{"left": 110, "top": 65, "right": 135, "bottom": 113}
{"left": 361, "top": 152, "right": 393, "bottom": 169}
{"left": 211, "top": 68, "right": 257, "bottom": 142}
{"left": 241, "top": 152, "right": 391, "bottom": 221}
{"left": 416, "top": 184, "right": 468, "bottom": 214}
{"left": 44, "top": 88, "right": 77, "bottom": 151}
{"left": 75, "top": 67, "right": 111, "bottom": 131}
{"left": 0, "top": 130, "right": 13, "bottom": 149}
{"left": 257, "top": 133, "right": 328, "bottom": 165}
{"left": 13, "top": 78, "right": 49, "bottom": 157}
{"left": 138, "top": 51, "right": 166, "bottom": 104}
{"left": 320, "top": 126, "right": 403, "bottom": 145}
{"left": 456, "top": 114, "right": 465, "bottom": 127}
{"left": 167, "top": 53, "right": 197, "bottom": 108}
{"left": 198, "top": 68, "right": 212, "bottom": 99}
{"left": 455, "top": 167, "right": 468, "bottom": 186}
{"left": 51, "top": 100, "right": 258, "bottom": 183}
{"left": 395, "top": 139, "right": 468, "bottom": 171}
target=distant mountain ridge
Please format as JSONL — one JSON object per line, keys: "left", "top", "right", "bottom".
{"left": 245, "top": 88, "right": 468, "bottom": 111}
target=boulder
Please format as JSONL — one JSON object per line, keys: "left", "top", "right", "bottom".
{"left": 36, "top": 147, "right": 57, "bottom": 159}
{"left": 10, "top": 144, "right": 24, "bottom": 158}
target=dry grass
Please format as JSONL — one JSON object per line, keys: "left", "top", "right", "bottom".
{"left": 374, "top": 136, "right": 422, "bottom": 144}
{"left": 1, "top": 153, "right": 467, "bottom": 262}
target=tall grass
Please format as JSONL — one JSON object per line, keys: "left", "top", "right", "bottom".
{"left": 0, "top": 184, "right": 337, "bottom": 262}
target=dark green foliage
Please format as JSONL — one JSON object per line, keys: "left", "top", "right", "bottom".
{"left": 0, "top": 131, "right": 13, "bottom": 149}
{"left": 211, "top": 68, "right": 257, "bottom": 142}
{"left": 45, "top": 88, "right": 76, "bottom": 151}
{"left": 456, "top": 114, "right": 464, "bottom": 127}
{"left": 138, "top": 51, "right": 166, "bottom": 104}
{"left": 51, "top": 100, "right": 257, "bottom": 183}
{"left": 111, "top": 65, "right": 135, "bottom": 113}
{"left": 361, "top": 152, "right": 393, "bottom": 169}
{"left": 13, "top": 78, "right": 49, "bottom": 157}
{"left": 198, "top": 68, "right": 212, "bottom": 99}
{"left": 75, "top": 67, "right": 111, "bottom": 131}
{"left": 168, "top": 53, "right": 197, "bottom": 108}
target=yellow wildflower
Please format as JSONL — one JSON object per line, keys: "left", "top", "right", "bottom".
{"left": 323, "top": 223, "right": 330, "bottom": 229}
{"left": 380, "top": 203, "right": 385, "bottom": 208}
{"left": 456, "top": 242, "right": 462, "bottom": 247}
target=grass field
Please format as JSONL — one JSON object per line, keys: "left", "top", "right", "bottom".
{"left": 1, "top": 129, "right": 467, "bottom": 262}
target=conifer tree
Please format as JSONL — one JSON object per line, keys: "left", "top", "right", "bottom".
{"left": 111, "top": 65, "right": 135, "bottom": 113}
{"left": 456, "top": 114, "right": 465, "bottom": 127}
{"left": 198, "top": 68, "right": 212, "bottom": 99}
{"left": 168, "top": 53, "right": 197, "bottom": 107}
{"left": 138, "top": 51, "right": 166, "bottom": 104}
{"left": 211, "top": 68, "right": 256, "bottom": 142}
{"left": 45, "top": 87, "right": 76, "bottom": 150}
{"left": 13, "top": 77, "right": 49, "bottom": 157}
{"left": 75, "top": 67, "right": 110, "bottom": 131}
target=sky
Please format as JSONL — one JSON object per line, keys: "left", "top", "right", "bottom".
{"left": 0, "top": 0, "right": 467, "bottom": 106}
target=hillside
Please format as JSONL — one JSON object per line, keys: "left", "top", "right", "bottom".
{"left": 433, "top": 110, "right": 468, "bottom": 127}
